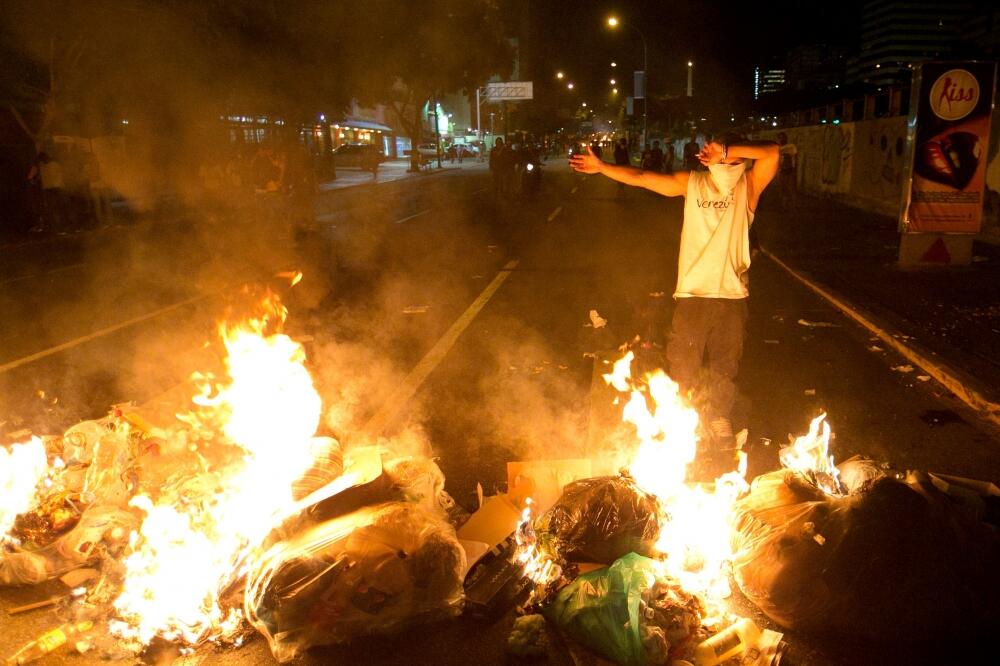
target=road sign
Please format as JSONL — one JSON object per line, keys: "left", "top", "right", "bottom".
{"left": 486, "top": 81, "right": 533, "bottom": 101}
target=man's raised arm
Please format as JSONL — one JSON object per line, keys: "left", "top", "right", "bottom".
{"left": 570, "top": 147, "right": 689, "bottom": 197}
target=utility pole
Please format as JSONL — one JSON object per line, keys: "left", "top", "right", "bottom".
{"left": 433, "top": 97, "right": 442, "bottom": 168}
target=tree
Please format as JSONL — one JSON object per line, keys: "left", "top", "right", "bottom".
{"left": 347, "top": 0, "right": 513, "bottom": 170}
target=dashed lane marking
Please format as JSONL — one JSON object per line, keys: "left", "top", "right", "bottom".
{"left": 1, "top": 263, "right": 88, "bottom": 286}
{"left": 547, "top": 206, "right": 563, "bottom": 221}
{"left": 363, "top": 259, "right": 520, "bottom": 436}
{"left": 395, "top": 209, "right": 433, "bottom": 224}
{"left": 0, "top": 294, "right": 211, "bottom": 375}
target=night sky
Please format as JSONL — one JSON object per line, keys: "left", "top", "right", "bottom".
{"left": 530, "top": 0, "right": 864, "bottom": 116}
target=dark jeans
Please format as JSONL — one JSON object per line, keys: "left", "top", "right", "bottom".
{"left": 666, "top": 297, "right": 748, "bottom": 421}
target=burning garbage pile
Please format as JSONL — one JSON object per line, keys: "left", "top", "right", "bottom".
{"left": 3, "top": 300, "right": 1000, "bottom": 665}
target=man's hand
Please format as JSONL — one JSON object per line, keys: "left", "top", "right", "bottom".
{"left": 570, "top": 146, "right": 603, "bottom": 174}
{"left": 698, "top": 141, "right": 725, "bottom": 166}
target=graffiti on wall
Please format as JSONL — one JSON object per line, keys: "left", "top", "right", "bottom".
{"left": 854, "top": 118, "right": 907, "bottom": 203}
{"left": 820, "top": 124, "right": 852, "bottom": 188}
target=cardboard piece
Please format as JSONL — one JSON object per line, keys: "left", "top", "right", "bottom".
{"left": 457, "top": 494, "right": 521, "bottom": 550}
{"left": 507, "top": 459, "right": 593, "bottom": 514}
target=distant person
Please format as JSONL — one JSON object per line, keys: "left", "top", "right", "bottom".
{"left": 571, "top": 131, "right": 780, "bottom": 476}
{"left": 649, "top": 140, "right": 665, "bottom": 172}
{"left": 777, "top": 132, "right": 798, "bottom": 209}
{"left": 683, "top": 132, "right": 701, "bottom": 170}
{"left": 613, "top": 138, "right": 630, "bottom": 199}
{"left": 36, "top": 152, "right": 67, "bottom": 234}
{"left": 489, "top": 137, "right": 507, "bottom": 197}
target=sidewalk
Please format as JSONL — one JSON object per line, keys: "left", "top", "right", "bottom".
{"left": 318, "top": 157, "right": 485, "bottom": 192}
{"left": 753, "top": 193, "right": 1000, "bottom": 418}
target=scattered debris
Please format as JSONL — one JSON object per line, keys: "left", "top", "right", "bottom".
{"left": 916, "top": 375, "right": 931, "bottom": 382}
{"left": 804, "top": 389, "right": 816, "bottom": 396}
{"left": 891, "top": 364, "right": 914, "bottom": 373}
{"left": 402, "top": 305, "right": 430, "bottom": 314}
{"left": 764, "top": 339, "right": 780, "bottom": 345}
{"left": 649, "top": 291, "right": 665, "bottom": 298}
{"left": 587, "top": 310, "right": 607, "bottom": 329}
{"left": 506, "top": 614, "right": 548, "bottom": 657}
{"left": 797, "top": 319, "right": 838, "bottom": 328}
{"left": 867, "top": 345, "right": 884, "bottom": 352}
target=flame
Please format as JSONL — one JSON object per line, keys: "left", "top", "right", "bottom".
{"left": 604, "top": 352, "right": 749, "bottom": 610}
{"left": 512, "top": 497, "right": 561, "bottom": 586}
{"left": 779, "top": 413, "right": 843, "bottom": 495}
{"left": 1, "top": 437, "right": 49, "bottom": 546}
{"left": 110, "top": 292, "right": 321, "bottom": 646}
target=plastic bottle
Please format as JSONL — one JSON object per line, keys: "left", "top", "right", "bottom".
{"left": 692, "top": 618, "right": 760, "bottom": 666}
{"left": 4, "top": 621, "right": 93, "bottom": 665}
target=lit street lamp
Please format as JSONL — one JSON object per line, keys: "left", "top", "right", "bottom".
{"left": 567, "top": 82, "right": 575, "bottom": 90}
{"left": 611, "top": 61, "right": 617, "bottom": 68}
{"left": 610, "top": 78, "right": 616, "bottom": 85}
{"left": 556, "top": 71, "right": 564, "bottom": 79}
{"left": 607, "top": 15, "right": 648, "bottom": 146}
{"left": 687, "top": 61, "right": 693, "bottom": 97}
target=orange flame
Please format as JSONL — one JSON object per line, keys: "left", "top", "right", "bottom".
{"left": 512, "top": 497, "right": 561, "bottom": 585}
{"left": 110, "top": 293, "right": 321, "bottom": 646}
{"left": 779, "top": 413, "right": 843, "bottom": 495}
{"left": 1, "top": 437, "right": 49, "bottom": 546}
{"left": 604, "top": 352, "right": 749, "bottom": 611}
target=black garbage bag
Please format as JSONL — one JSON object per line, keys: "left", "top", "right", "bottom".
{"left": 732, "top": 458, "right": 1000, "bottom": 642}
{"left": 535, "top": 474, "right": 661, "bottom": 564}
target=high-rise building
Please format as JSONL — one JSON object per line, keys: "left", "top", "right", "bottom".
{"left": 846, "top": 1, "right": 975, "bottom": 87}
{"left": 753, "top": 65, "right": 786, "bottom": 99}
{"left": 786, "top": 44, "right": 848, "bottom": 91}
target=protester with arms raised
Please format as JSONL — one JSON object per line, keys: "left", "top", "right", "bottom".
{"left": 571, "top": 133, "right": 779, "bottom": 474}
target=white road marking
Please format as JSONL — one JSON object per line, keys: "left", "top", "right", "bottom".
{"left": 0, "top": 294, "right": 210, "bottom": 374}
{"left": 364, "top": 259, "right": 520, "bottom": 436}
{"left": 395, "top": 209, "right": 433, "bottom": 224}
{"left": 0, "top": 263, "right": 88, "bottom": 285}
{"left": 547, "top": 206, "right": 563, "bottom": 221}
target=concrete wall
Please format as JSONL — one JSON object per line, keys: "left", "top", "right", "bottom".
{"left": 758, "top": 112, "right": 1000, "bottom": 240}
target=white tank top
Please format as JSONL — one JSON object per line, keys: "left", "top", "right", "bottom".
{"left": 674, "top": 170, "right": 754, "bottom": 299}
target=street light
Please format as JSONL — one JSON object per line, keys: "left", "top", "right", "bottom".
{"left": 567, "top": 82, "right": 575, "bottom": 90}
{"left": 610, "top": 78, "right": 616, "bottom": 85}
{"left": 687, "top": 61, "right": 693, "bottom": 97}
{"left": 612, "top": 88, "right": 618, "bottom": 94}
{"left": 606, "top": 15, "right": 648, "bottom": 146}
{"left": 611, "top": 61, "right": 617, "bottom": 67}
{"left": 556, "top": 71, "right": 564, "bottom": 79}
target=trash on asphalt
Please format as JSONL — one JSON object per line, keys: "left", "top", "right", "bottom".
{"left": 534, "top": 474, "right": 661, "bottom": 564}
{"left": 589, "top": 310, "right": 608, "bottom": 329}
{"left": 796, "top": 318, "right": 838, "bottom": 328}
{"left": 732, "top": 452, "right": 1000, "bottom": 641}
{"left": 245, "top": 502, "right": 466, "bottom": 662}
{"left": 891, "top": 364, "right": 914, "bottom": 373}
{"left": 507, "top": 613, "right": 549, "bottom": 657}
{"left": 402, "top": 305, "right": 429, "bottom": 314}
{"left": 542, "top": 552, "right": 705, "bottom": 666}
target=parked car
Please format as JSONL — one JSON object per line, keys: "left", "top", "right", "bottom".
{"left": 332, "top": 143, "right": 384, "bottom": 168}
{"left": 416, "top": 143, "right": 440, "bottom": 158}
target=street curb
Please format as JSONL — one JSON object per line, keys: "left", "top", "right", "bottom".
{"left": 762, "top": 248, "right": 1000, "bottom": 428}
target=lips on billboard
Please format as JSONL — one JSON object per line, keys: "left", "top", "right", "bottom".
{"left": 914, "top": 131, "right": 982, "bottom": 190}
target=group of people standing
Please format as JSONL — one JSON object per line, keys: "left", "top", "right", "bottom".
{"left": 488, "top": 136, "right": 541, "bottom": 198}
{"left": 26, "top": 145, "right": 111, "bottom": 234}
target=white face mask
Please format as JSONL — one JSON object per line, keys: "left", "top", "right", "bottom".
{"left": 708, "top": 162, "right": 745, "bottom": 192}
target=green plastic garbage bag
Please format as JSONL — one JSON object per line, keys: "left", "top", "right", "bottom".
{"left": 542, "top": 552, "right": 703, "bottom": 665}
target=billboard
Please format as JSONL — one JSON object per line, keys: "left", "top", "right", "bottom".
{"left": 485, "top": 81, "right": 533, "bottom": 101}
{"left": 900, "top": 61, "right": 997, "bottom": 234}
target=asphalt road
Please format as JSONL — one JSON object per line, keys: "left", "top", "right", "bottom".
{"left": 2, "top": 160, "right": 999, "bottom": 665}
